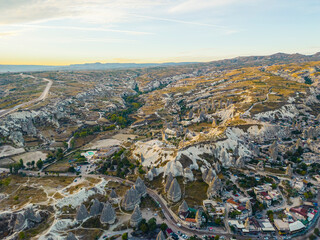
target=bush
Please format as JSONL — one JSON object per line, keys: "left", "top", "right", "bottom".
{"left": 122, "top": 232, "right": 128, "bottom": 240}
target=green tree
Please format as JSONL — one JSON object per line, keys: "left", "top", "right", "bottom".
{"left": 18, "top": 231, "right": 25, "bottom": 239}
{"left": 309, "top": 234, "right": 317, "bottom": 240}
{"left": 267, "top": 210, "right": 274, "bottom": 222}
{"left": 314, "top": 228, "right": 320, "bottom": 236}
{"left": 36, "top": 159, "right": 44, "bottom": 170}
{"left": 19, "top": 159, "right": 24, "bottom": 168}
{"left": 140, "top": 223, "right": 149, "bottom": 233}
{"left": 148, "top": 218, "right": 157, "bottom": 232}
{"left": 122, "top": 232, "right": 128, "bottom": 240}
{"left": 160, "top": 223, "right": 168, "bottom": 231}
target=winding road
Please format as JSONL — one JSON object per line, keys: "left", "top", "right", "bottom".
{"left": 18, "top": 170, "right": 268, "bottom": 239}
{"left": 0, "top": 74, "right": 53, "bottom": 118}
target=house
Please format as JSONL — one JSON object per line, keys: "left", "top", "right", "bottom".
{"left": 259, "top": 219, "right": 275, "bottom": 232}
{"left": 256, "top": 192, "right": 272, "bottom": 207}
{"left": 290, "top": 206, "right": 309, "bottom": 220}
{"left": 274, "top": 219, "right": 290, "bottom": 234}
{"left": 289, "top": 221, "right": 305, "bottom": 233}
{"left": 227, "top": 198, "right": 240, "bottom": 208}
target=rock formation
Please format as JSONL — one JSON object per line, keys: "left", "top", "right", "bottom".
{"left": 202, "top": 168, "right": 216, "bottom": 184}
{"left": 167, "top": 178, "right": 182, "bottom": 202}
{"left": 183, "top": 167, "right": 194, "bottom": 181}
{"left": 207, "top": 177, "right": 222, "bottom": 199}
{"left": 269, "top": 141, "right": 278, "bottom": 160}
{"left": 134, "top": 176, "right": 147, "bottom": 197}
{"left": 100, "top": 202, "right": 116, "bottom": 224}
{"left": 164, "top": 172, "right": 173, "bottom": 192}
{"left": 76, "top": 204, "right": 89, "bottom": 221}
{"left": 235, "top": 156, "right": 245, "bottom": 169}
{"left": 110, "top": 189, "right": 118, "bottom": 199}
{"left": 257, "top": 161, "right": 264, "bottom": 171}
{"left": 199, "top": 111, "right": 206, "bottom": 122}
{"left": 286, "top": 164, "right": 293, "bottom": 177}
{"left": 130, "top": 204, "right": 142, "bottom": 227}
{"left": 188, "top": 109, "right": 193, "bottom": 119}
{"left": 122, "top": 187, "right": 141, "bottom": 211}
{"left": 215, "top": 162, "right": 221, "bottom": 173}
{"left": 212, "top": 118, "right": 217, "bottom": 127}
{"left": 13, "top": 207, "right": 42, "bottom": 232}
{"left": 178, "top": 200, "right": 189, "bottom": 213}
{"left": 89, "top": 199, "right": 103, "bottom": 217}
{"left": 295, "top": 138, "right": 302, "bottom": 150}
{"left": 67, "top": 232, "right": 78, "bottom": 240}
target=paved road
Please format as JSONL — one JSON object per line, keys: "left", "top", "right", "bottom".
{"left": 0, "top": 74, "right": 53, "bottom": 118}
{"left": 17, "top": 170, "right": 268, "bottom": 239}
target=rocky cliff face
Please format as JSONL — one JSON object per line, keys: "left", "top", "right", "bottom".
{"left": 0, "top": 206, "right": 47, "bottom": 238}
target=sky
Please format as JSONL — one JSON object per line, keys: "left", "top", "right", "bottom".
{"left": 0, "top": 0, "right": 320, "bottom": 65}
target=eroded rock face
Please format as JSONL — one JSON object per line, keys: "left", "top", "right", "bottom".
{"left": 207, "top": 177, "right": 222, "bottom": 199}
{"left": 257, "top": 161, "right": 264, "bottom": 171}
{"left": 178, "top": 200, "right": 189, "bottom": 213}
{"left": 167, "top": 178, "right": 181, "bottom": 202}
{"left": 89, "top": 199, "right": 103, "bottom": 217}
{"left": 202, "top": 168, "right": 216, "bottom": 184}
{"left": 122, "top": 187, "right": 141, "bottom": 211}
{"left": 286, "top": 164, "right": 293, "bottom": 177}
{"left": 100, "top": 202, "right": 116, "bottom": 224}
{"left": 67, "top": 232, "right": 78, "bottom": 240}
{"left": 109, "top": 189, "right": 118, "bottom": 199}
{"left": 0, "top": 207, "right": 46, "bottom": 238}
{"left": 130, "top": 204, "right": 142, "bottom": 227}
{"left": 236, "top": 156, "right": 245, "bottom": 169}
{"left": 76, "top": 204, "right": 89, "bottom": 221}
{"left": 164, "top": 172, "right": 174, "bottom": 193}
{"left": 14, "top": 207, "right": 42, "bottom": 232}
{"left": 134, "top": 177, "right": 147, "bottom": 197}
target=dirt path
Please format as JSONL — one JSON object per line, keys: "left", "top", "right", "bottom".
{"left": 0, "top": 74, "right": 53, "bottom": 118}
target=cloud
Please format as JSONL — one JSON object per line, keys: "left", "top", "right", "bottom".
{"left": 169, "top": 0, "right": 253, "bottom": 13}
{"left": 11, "top": 24, "right": 152, "bottom": 35}
{"left": 0, "top": 32, "right": 16, "bottom": 38}
{"left": 131, "top": 14, "right": 240, "bottom": 35}
{"left": 0, "top": 0, "right": 165, "bottom": 25}
{"left": 131, "top": 14, "right": 226, "bottom": 28}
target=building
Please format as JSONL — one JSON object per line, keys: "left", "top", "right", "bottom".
{"left": 274, "top": 219, "right": 290, "bottom": 234}
{"left": 289, "top": 221, "right": 305, "bottom": 234}
{"left": 259, "top": 219, "right": 275, "bottom": 233}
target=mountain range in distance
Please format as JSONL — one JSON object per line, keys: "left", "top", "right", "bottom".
{"left": 0, "top": 62, "right": 197, "bottom": 73}
{"left": 1, "top": 52, "right": 320, "bottom": 73}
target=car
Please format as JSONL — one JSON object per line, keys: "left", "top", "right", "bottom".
{"left": 177, "top": 223, "right": 181, "bottom": 227}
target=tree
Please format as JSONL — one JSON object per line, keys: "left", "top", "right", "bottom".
{"left": 314, "top": 228, "right": 320, "bottom": 236}
{"left": 140, "top": 223, "right": 149, "bottom": 233}
{"left": 148, "top": 218, "right": 157, "bottom": 232}
{"left": 19, "top": 159, "right": 24, "bottom": 168}
{"left": 31, "top": 160, "right": 35, "bottom": 168}
{"left": 18, "top": 231, "right": 25, "bottom": 239}
{"left": 160, "top": 223, "right": 168, "bottom": 231}
{"left": 122, "top": 232, "right": 128, "bottom": 240}
{"left": 36, "top": 159, "right": 44, "bottom": 170}
{"left": 309, "top": 234, "right": 317, "bottom": 240}
{"left": 267, "top": 210, "right": 274, "bottom": 222}
{"left": 214, "top": 236, "right": 220, "bottom": 240}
